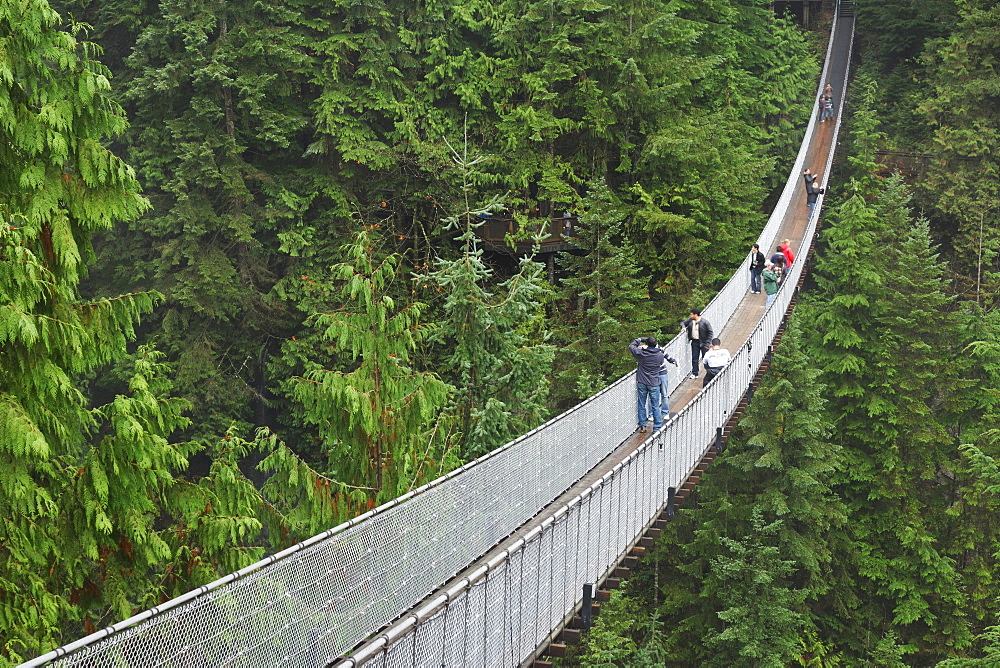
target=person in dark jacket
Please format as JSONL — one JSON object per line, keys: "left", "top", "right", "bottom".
{"left": 770, "top": 248, "right": 786, "bottom": 272}
{"left": 749, "top": 243, "right": 766, "bottom": 294}
{"left": 630, "top": 337, "right": 665, "bottom": 432}
{"left": 803, "top": 168, "right": 814, "bottom": 189}
{"left": 680, "top": 309, "right": 713, "bottom": 379}
{"left": 806, "top": 179, "right": 825, "bottom": 219}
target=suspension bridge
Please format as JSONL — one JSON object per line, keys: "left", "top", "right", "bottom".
{"left": 23, "top": 3, "right": 855, "bottom": 666}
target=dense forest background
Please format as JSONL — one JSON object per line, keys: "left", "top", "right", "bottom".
{"left": 1, "top": 0, "right": 997, "bottom": 664}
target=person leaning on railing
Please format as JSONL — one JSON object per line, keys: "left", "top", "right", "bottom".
{"left": 702, "top": 338, "right": 732, "bottom": 388}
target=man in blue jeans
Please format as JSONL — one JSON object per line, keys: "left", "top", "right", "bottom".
{"left": 630, "top": 337, "right": 665, "bottom": 432}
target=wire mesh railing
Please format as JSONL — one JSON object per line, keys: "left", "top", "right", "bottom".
{"left": 24, "top": 3, "right": 853, "bottom": 667}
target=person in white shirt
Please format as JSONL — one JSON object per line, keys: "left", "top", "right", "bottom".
{"left": 702, "top": 338, "right": 731, "bottom": 387}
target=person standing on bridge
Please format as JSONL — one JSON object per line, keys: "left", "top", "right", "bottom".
{"left": 702, "top": 338, "right": 732, "bottom": 387}
{"left": 681, "top": 309, "right": 713, "bottom": 380}
{"left": 770, "top": 247, "right": 787, "bottom": 282}
{"left": 749, "top": 243, "right": 766, "bottom": 294}
{"left": 820, "top": 94, "right": 835, "bottom": 122}
{"left": 780, "top": 239, "right": 795, "bottom": 271}
{"left": 806, "top": 178, "right": 825, "bottom": 220}
{"left": 763, "top": 262, "right": 780, "bottom": 309}
{"left": 630, "top": 337, "right": 665, "bottom": 432}
{"left": 803, "top": 168, "right": 815, "bottom": 189}
{"left": 656, "top": 352, "right": 680, "bottom": 420}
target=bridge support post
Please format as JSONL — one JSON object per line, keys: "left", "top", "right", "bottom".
{"left": 715, "top": 426, "right": 724, "bottom": 453}
{"left": 746, "top": 380, "right": 755, "bottom": 406}
{"left": 667, "top": 487, "right": 676, "bottom": 520}
{"left": 582, "top": 583, "right": 595, "bottom": 631}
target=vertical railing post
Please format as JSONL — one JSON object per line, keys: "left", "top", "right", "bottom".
{"left": 581, "top": 583, "right": 595, "bottom": 631}
{"left": 667, "top": 486, "right": 676, "bottom": 520}
{"left": 716, "top": 426, "right": 724, "bottom": 454}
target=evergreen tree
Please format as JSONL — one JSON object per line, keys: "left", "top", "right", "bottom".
{"left": 948, "top": 309, "right": 1000, "bottom": 628}
{"left": 918, "top": 0, "right": 1000, "bottom": 306}
{"left": 667, "top": 319, "right": 844, "bottom": 665}
{"left": 803, "top": 176, "right": 973, "bottom": 659}
{"left": 0, "top": 6, "right": 274, "bottom": 659}
{"left": 700, "top": 510, "right": 805, "bottom": 667}
{"left": 1, "top": 1, "right": 151, "bottom": 655}
{"left": 287, "top": 226, "right": 455, "bottom": 510}
{"left": 423, "top": 139, "right": 554, "bottom": 458}
{"left": 105, "top": 0, "right": 320, "bottom": 436}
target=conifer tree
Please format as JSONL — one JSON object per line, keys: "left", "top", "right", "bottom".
{"left": 667, "top": 319, "right": 844, "bottom": 665}
{"left": 0, "top": 5, "right": 273, "bottom": 659}
{"left": 947, "top": 310, "right": 1000, "bottom": 628}
{"left": 1, "top": 1, "right": 152, "bottom": 655}
{"left": 700, "top": 510, "right": 805, "bottom": 667}
{"left": 288, "top": 226, "right": 455, "bottom": 510}
{"left": 107, "top": 0, "right": 319, "bottom": 436}
{"left": 803, "top": 176, "right": 973, "bottom": 658}
{"left": 918, "top": 0, "right": 1000, "bottom": 306}
{"left": 423, "top": 139, "right": 554, "bottom": 458}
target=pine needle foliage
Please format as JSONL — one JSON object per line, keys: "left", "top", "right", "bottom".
{"left": 669, "top": 319, "right": 843, "bottom": 666}
{"left": 917, "top": 0, "right": 1000, "bottom": 307}
{"left": 0, "top": 1, "right": 164, "bottom": 657}
{"left": 421, "top": 135, "right": 555, "bottom": 459}
{"left": 803, "top": 176, "right": 974, "bottom": 658}
{"left": 290, "top": 226, "right": 455, "bottom": 510}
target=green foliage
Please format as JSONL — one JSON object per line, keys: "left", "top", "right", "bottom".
{"left": 100, "top": 0, "right": 322, "bottom": 436}
{"left": 937, "top": 623, "right": 1000, "bottom": 667}
{"left": 288, "top": 227, "right": 456, "bottom": 508}
{"left": 803, "top": 176, "right": 974, "bottom": 659}
{"left": 426, "top": 227, "right": 554, "bottom": 458}
{"left": 701, "top": 510, "right": 806, "bottom": 667}
{"left": 917, "top": 0, "right": 1000, "bottom": 306}
{"left": 552, "top": 180, "right": 655, "bottom": 408}
{"left": 670, "top": 319, "right": 843, "bottom": 666}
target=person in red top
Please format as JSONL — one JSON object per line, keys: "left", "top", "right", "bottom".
{"left": 779, "top": 239, "right": 795, "bottom": 271}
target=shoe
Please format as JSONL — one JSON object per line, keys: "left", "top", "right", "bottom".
{"left": 637, "top": 424, "right": 647, "bottom": 433}
{"left": 688, "top": 373, "right": 698, "bottom": 379}
{"left": 647, "top": 416, "right": 653, "bottom": 422}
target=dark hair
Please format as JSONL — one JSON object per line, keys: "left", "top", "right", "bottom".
{"left": 712, "top": 338, "right": 721, "bottom": 346}
{"left": 690, "top": 308, "right": 702, "bottom": 316}
{"left": 646, "top": 336, "right": 658, "bottom": 348}
{"left": 752, "top": 243, "right": 760, "bottom": 250}
{"left": 776, "top": 246, "right": 783, "bottom": 253}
